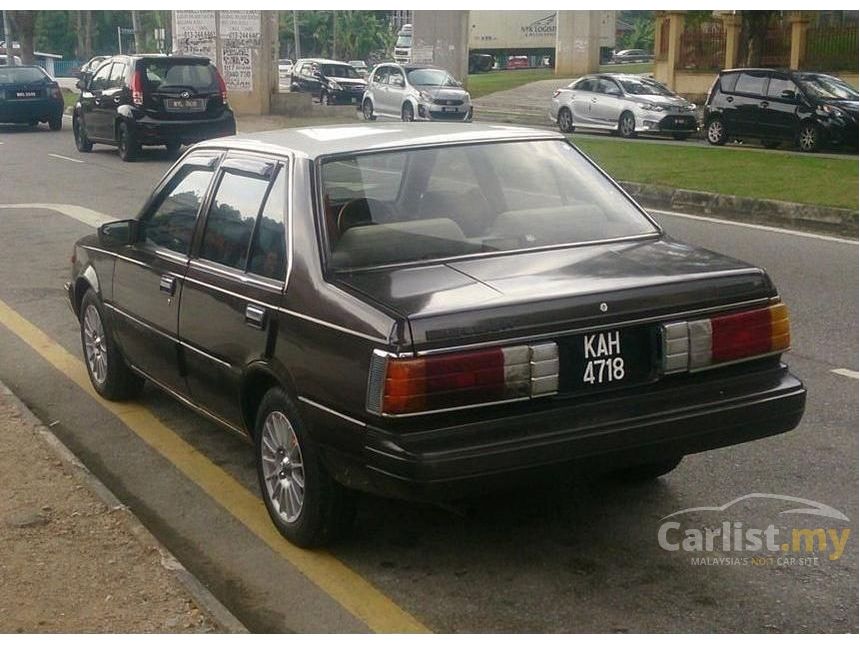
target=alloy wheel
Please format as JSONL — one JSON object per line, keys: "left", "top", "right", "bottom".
{"left": 83, "top": 304, "right": 108, "bottom": 385}
{"left": 558, "top": 109, "right": 573, "bottom": 133}
{"left": 362, "top": 99, "right": 374, "bottom": 120}
{"left": 798, "top": 125, "right": 818, "bottom": 152}
{"left": 620, "top": 113, "right": 635, "bottom": 137}
{"left": 260, "top": 410, "right": 305, "bottom": 523}
{"left": 707, "top": 120, "right": 724, "bottom": 144}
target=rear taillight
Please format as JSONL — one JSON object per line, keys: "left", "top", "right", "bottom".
{"left": 215, "top": 69, "right": 228, "bottom": 102}
{"left": 50, "top": 83, "right": 62, "bottom": 99}
{"left": 662, "top": 303, "right": 790, "bottom": 373}
{"left": 367, "top": 343, "right": 558, "bottom": 416}
{"left": 130, "top": 69, "right": 143, "bottom": 106}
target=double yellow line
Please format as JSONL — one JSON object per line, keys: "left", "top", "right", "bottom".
{"left": 0, "top": 297, "right": 428, "bottom": 634}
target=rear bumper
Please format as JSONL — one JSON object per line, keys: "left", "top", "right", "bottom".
{"left": 318, "top": 361, "right": 805, "bottom": 500}
{"left": 0, "top": 98, "right": 64, "bottom": 123}
{"left": 131, "top": 110, "right": 236, "bottom": 145}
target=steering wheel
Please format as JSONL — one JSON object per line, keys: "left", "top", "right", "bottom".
{"left": 336, "top": 198, "right": 393, "bottom": 234}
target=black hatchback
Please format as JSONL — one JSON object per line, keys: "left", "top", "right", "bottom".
{"left": 72, "top": 54, "right": 236, "bottom": 161}
{"left": 704, "top": 68, "right": 858, "bottom": 152}
{"left": 0, "top": 65, "right": 64, "bottom": 130}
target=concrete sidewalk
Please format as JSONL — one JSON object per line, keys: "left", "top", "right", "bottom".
{"left": 0, "top": 383, "right": 239, "bottom": 633}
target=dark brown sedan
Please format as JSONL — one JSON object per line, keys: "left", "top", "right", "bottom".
{"left": 66, "top": 123, "right": 806, "bottom": 547}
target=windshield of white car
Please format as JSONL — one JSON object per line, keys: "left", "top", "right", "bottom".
{"left": 321, "top": 65, "right": 360, "bottom": 79}
{"left": 619, "top": 78, "right": 674, "bottom": 96}
{"left": 320, "top": 140, "right": 658, "bottom": 270}
{"left": 406, "top": 68, "right": 460, "bottom": 87}
{"left": 797, "top": 74, "right": 858, "bottom": 101}
{"left": 396, "top": 35, "right": 412, "bottom": 47}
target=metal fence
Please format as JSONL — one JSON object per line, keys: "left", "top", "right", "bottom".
{"left": 53, "top": 59, "right": 83, "bottom": 77}
{"left": 679, "top": 24, "right": 726, "bottom": 71}
{"left": 760, "top": 25, "right": 791, "bottom": 67}
{"left": 803, "top": 24, "right": 859, "bottom": 70}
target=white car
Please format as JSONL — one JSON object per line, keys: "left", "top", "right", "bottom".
{"left": 361, "top": 63, "right": 472, "bottom": 122}
{"left": 278, "top": 58, "right": 293, "bottom": 83}
{"left": 549, "top": 74, "right": 698, "bottom": 140}
{"left": 347, "top": 60, "right": 368, "bottom": 78}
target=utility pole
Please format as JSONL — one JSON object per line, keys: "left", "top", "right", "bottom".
{"left": 292, "top": 10, "right": 301, "bottom": 59}
{"left": 131, "top": 10, "right": 143, "bottom": 54}
{"left": 332, "top": 10, "right": 337, "bottom": 60}
{"left": 2, "top": 10, "right": 14, "bottom": 65}
{"left": 117, "top": 25, "right": 122, "bottom": 54}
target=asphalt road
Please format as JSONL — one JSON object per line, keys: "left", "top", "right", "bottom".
{"left": 0, "top": 121, "right": 857, "bottom": 633}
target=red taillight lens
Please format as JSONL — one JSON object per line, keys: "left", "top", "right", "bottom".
{"left": 215, "top": 69, "right": 228, "bottom": 102}
{"left": 50, "top": 83, "right": 62, "bottom": 99}
{"left": 130, "top": 69, "right": 143, "bottom": 106}
{"left": 367, "top": 343, "right": 559, "bottom": 416}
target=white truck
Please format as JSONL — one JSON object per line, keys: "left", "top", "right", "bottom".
{"left": 393, "top": 24, "right": 412, "bottom": 65}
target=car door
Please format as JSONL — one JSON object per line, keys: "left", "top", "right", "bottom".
{"left": 370, "top": 65, "right": 390, "bottom": 114}
{"left": 571, "top": 78, "right": 597, "bottom": 126}
{"left": 386, "top": 67, "right": 406, "bottom": 115}
{"left": 760, "top": 72, "right": 801, "bottom": 141}
{"left": 82, "top": 61, "right": 114, "bottom": 140}
{"left": 178, "top": 155, "right": 288, "bottom": 427}
{"left": 729, "top": 70, "right": 768, "bottom": 137}
{"left": 109, "top": 152, "right": 219, "bottom": 394}
{"left": 97, "top": 60, "right": 128, "bottom": 140}
{"left": 592, "top": 78, "right": 625, "bottom": 127}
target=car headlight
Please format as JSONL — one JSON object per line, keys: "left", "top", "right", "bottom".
{"left": 329, "top": 81, "right": 342, "bottom": 91}
{"left": 685, "top": 103, "right": 697, "bottom": 111}
{"left": 640, "top": 103, "right": 666, "bottom": 112}
{"left": 821, "top": 104, "right": 845, "bottom": 118}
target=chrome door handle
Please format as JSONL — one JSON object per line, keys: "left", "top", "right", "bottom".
{"left": 759, "top": 101, "right": 769, "bottom": 108}
{"left": 244, "top": 303, "right": 267, "bottom": 330}
{"left": 726, "top": 96, "right": 734, "bottom": 103}
{"left": 159, "top": 275, "right": 176, "bottom": 295}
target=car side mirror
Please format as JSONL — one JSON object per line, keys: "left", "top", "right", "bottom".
{"left": 98, "top": 219, "right": 138, "bottom": 247}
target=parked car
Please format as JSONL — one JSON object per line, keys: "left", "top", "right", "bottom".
{"left": 0, "top": 65, "right": 64, "bottom": 130}
{"left": 506, "top": 56, "right": 530, "bottom": 69}
{"left": 469, "top": 53, "right": 495, "bottom": 74}
{"left": 611, "top": 49, "right": 654, "bottom": 64}
{"left": 550, "top": 73, "right": 698, "bottom": 140}
{"left": 67, "top": 122, "right": 805, "bottom": 547}
{"left": 0, "top": 54, "right": 23, "bottom": 66}
{"left": 362, "top": 63, "right": 472, "bottom": 122}
{"left": 347, "top": 60, "right": 368, "bottom": 78}
{"left": 290, "top": 58, "right": 367, "bottom": 106}
{"left": 704, "top": 68, "right": 858, "bottom": 152}
{"left": 78, "top": 55, "right": 110, "bottom": 86}
{"left": 278, "top": 58, "right": 293, "bottom": 82}
{"left": 72, "top": 54, "right": 236, "bottom": 161}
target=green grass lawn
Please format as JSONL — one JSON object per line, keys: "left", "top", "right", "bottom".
{"left": 467, "top": 68, "right": 556, "bottom": 98}
{"left": 573, "top": 137, "right": 859, "bottom": 210}
{"left": 61, "top": 89, "right": 77, "bottom": 110}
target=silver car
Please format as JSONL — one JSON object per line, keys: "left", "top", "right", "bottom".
{"left": 362, "top": 63, "right": 472, "bottom": 122}
{"left": 549, "top": 74, "right": 698, "bottom": 140}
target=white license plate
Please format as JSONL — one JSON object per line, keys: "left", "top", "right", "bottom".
{"left": 15, "top": 91, "right": 37, "bottom": 98}
{"left": 675, "top": 118, "right": 686, "bottom": 125}
{"left": 165, "top": 98, "right": 204, "bottom": 111}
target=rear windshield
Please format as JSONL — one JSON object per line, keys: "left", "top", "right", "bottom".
{"left": 142, "top": 61, "right": 215, "bottom": 90}
{"left": 320, "top": 140, "right": 657, "bottom": 270}
{"left": 321, "top": 65, "right": 360, "bottom": 79}
{"left": 0, "top": 67, "right": 48, "bottom": 84}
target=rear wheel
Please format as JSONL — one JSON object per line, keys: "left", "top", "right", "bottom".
{"left": 362, "top": 98, "right": 376, "bottom": 121}
{"left": 79, "top": 290, "right": 144, "bottom": 401}
{"left": 117, "top": 122, "right": 139, "bottom": 162}
{"left": 401, "top": 102, "right": 415, "bottom": 122}
{"left": 618, "top": 111, "right": 637, "bottom": 138}
{"left": 255, "top": 388, "right": 356, "bottom": 547}
{"left": 706, "top": 117, "right": 727, "bottom": 145}
{"left": 797, "top": 123, "right": 819, "bottom": 153}
{"left": 557, "top": 107, "right": 574, "bottom": 133}
{"left": 48, "top": 115, "right": 62, "bottom": 131}
{"left": 612, "top": 457, "right": 683, "bottom": 483}
{"left": 73, "top": 114, "right": 93, "bottom": 152}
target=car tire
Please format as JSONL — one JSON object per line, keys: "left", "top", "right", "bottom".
{"left": 362, "top": 98, "right": 376, "bottom": 121}
{"left": 672, "top": 133, "right": 689, "bottom": 141}
{"left": 612, "top": 457, "right": 683, "bottom": 483}
{"left": 117, "top": 122, "right": 139, "bottom": 162}
{"left": 706, "top": 117, "right": 727, "bottom": 146}
{"left": 401, "top": 102, "right": 415, "bottom": 122}
{"left": 73, "top": 114, "right": 93, "bottom": 152}
{"left": 797, "top": 122, "right": 819, "bottom": 153}
{"left": 79, "top": 289, "right": 144, "bottom": 401}
{"left": 48, "top": 115, "right": 62, "bottom": 131}
{"left": 557, "top": 107, "right": 574, "bottom": 133}
{"left": 165, "top": 142, "right": 181, "bottom": 157}
{"left": 255, "top": 387, "right": 356, "bottom": 548}
{"left": 618, "top": 111, "right": 637, "bottom": 138}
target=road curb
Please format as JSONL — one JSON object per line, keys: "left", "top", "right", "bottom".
{"left": 0, "top": 381, "right": 249, "bottom": 634}
{"left": 619, "top": 181, "right": 858, "bottom": 238}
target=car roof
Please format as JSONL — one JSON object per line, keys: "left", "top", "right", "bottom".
{"left": 195, "top": 123, "right": 565, "bottom": 160}
{"left": 297, "top": 58, "right": 351, "bottom": 65}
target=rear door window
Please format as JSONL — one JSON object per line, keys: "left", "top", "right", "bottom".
{"left": 719, "top": 72, "right": 739, "bottom": 93}
{"left": 388, "top": 69, "right": 405, "bottom": 87}
{"left": 373, "top": 66, "right": 390, "bottom": 84}
{"left": 734, "top": 72, "right": 767, "bottom": 96}
{"left": 199, "top": 170, "right": 271, "bottom": 271}
{"left": 247, "top": 169, "right": 288, "bottom": 280}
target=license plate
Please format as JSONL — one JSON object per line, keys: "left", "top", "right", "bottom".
{"left": 675, "top": 117, "right": 686, "bottom": 125}
{"left": 562, "top": 326, "right": 656, "bottom": 393}
{"left": 442, "top": 106, "right": 454, "bottom": 113}
{"left": 165, "top": 98, "right": 204, "bottom": 111}
{"left": 15, "top": 91, "right": 38, "bottom": 98}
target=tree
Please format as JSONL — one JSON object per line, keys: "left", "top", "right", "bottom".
{"left": 618, "top": 15, "right": 655, "bottom": 51}
{"left": 739, "top": 10, "right": 778, "bottom": 66}
{"left": 8, "top": 11, "right": 35, "bottom": 64}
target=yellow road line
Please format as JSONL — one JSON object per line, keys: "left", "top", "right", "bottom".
{"left": 0, "top": 297, "right": 429, "bottom": 634}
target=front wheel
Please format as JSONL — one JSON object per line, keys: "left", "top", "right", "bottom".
{"left": 618, "top": 111, "right": 637, "bottom": 138}
{"left": 401, "top": 102, "right": 415, "bottom": 122}
{"left": 706, "top": 118, "right": 727, "bottom": 146}
{"left": 362, "top": 98, "right": 376, "bottom": 121}
{"left": 73, "top": 114, "right": 93, "bottom": 152}
{"left": 79, "top": 290, "right": 144, "bottom": 401}
{"left": 797, "top": 123, "right": 819, "bottom": 153}
{"left": 255, "top": 388, "right": 356, "bottom": 548}
{"left": 117, "top": 122, "right": 140, "bottom": 162}
{"left": 557, "top": 107, "right": 574, "bottom": 133}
